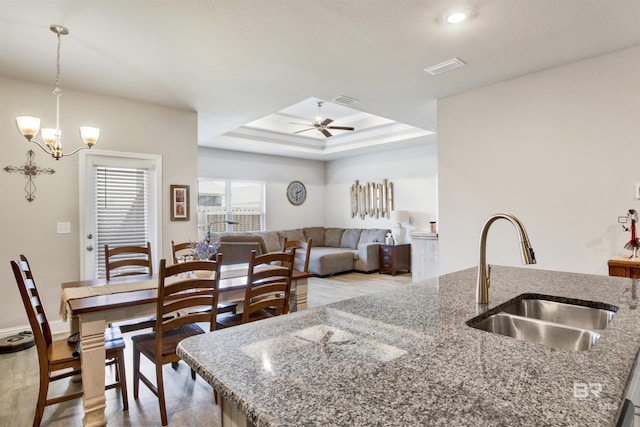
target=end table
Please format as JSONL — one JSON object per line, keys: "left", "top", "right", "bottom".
{"left": 379, "top": 244, "right": 411, "bottom": 276}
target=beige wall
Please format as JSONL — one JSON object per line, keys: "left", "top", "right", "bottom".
{"left": 0, "top": 76, "right": 198, "bottom": 332}
{"left": 438, "top": 46, "right": 640, "bottom": 275}
{"left": 325, "top": 142, "right": 438, "bottom": 235}
{"left": 198, "top": 147, "right": 327, "bottom": 230}
{"left": 199, "top": 140, "right": 438, "bottom": 235}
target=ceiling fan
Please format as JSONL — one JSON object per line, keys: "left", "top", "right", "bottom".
{"left": 292, "top": 101, "right": 355, "bottom": 137}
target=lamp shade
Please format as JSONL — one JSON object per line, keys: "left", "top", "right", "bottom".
{"left": 390, "top": 210, "right": 410, "bottom": 224}
{"left": 16, "top": 116, "right": 40, "bottom": 140}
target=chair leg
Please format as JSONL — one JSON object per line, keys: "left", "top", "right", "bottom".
{"left": 133, "top": 346, "right": 140, "bottom": 399}
{"left": 157, "top": 363, "right": 168, "bottom": 426}
{"left": 116, "top": 349, "right": 129, "bottom": 411}
{"left": 33, "top": 370, "right": 49, "bottom": 427}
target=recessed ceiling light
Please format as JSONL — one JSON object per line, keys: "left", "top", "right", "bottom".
{"left": 446, "top": 12, "right": 467, "bottom": 24}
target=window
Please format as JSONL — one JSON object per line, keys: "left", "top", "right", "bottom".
{"left": 80, "top": 151, "right": 161, "bottom": 280}
{"left": 197, "top": 179, "right": 265, "bottom": 237}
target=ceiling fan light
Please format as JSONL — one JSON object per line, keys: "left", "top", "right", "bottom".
{"left": 16, "top": 116, "right": 41, "bottom": 140}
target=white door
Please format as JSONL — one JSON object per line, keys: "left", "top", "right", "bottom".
{"left": 80, "top": 150, "right": 162, "bottom": 280}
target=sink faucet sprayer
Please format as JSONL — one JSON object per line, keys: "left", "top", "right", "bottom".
{"left": 477, "top": 213, "right": 536, "bottom": 304}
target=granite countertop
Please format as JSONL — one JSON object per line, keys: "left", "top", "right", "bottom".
{"left": 177, "top": 266, "right": 640, "bottom": 426}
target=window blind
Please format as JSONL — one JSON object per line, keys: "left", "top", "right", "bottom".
{"left": 197, "top": 179, "right": 265, "bottom": 236}
{"left": 94, "top": 166, "right": 150, "bottom": 279}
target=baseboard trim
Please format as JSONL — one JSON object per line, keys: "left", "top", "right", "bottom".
{"left": 0, "top": 319, "right": 70, "bottom": 339}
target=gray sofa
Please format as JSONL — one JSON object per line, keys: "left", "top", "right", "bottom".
{"left": 209, "top": 227, "right": 389, "bottom": 276}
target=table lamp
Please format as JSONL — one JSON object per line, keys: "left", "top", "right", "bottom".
{"left": 390, "top": 210, "right": 410, "bottom": 244}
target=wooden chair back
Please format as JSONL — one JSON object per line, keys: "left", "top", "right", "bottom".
{"left": 131, "top": 255, "right": 222, "bottom": 425}
{"left": 283, "top": 237, "right": 312, "bottom": 273}
{"left": 243, "top": 250, "right": 296, "bottom": 322}
{"left": 155, "top": 254, "right": 223, "bottom": 337}
{"left": 171, "top": 240, "right": 193, "bottom": 264}
{"left": 11, "top": 255, "right": 52, "bottom": 372}
{"left": 105, "top": 242, "right": 152, "bottom": 280}
{"left": 12, "top": 255, "right": 129, "bottom": 426}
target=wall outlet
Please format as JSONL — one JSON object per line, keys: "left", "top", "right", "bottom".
{"left": 57, "top": 222, "right": 71, "bottom": 234}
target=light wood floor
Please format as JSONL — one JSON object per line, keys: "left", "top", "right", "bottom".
{"left": 0, "top": 271, "right": 411, "bottom": 427}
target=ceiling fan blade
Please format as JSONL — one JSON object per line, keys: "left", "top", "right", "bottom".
{"left": 290, "top": 121, "right": 313, "bottom": 126}
{"left": 293, "top": 128, "right": 315, "bottom": 134}
{"left": 320, "top": 118, "right": 334, "bottom": 126}
{"left": 327, "top": 126, "right": 355, "bottom": 131}
{"left": 321, "top": 129, "right": 332, "bottom": 138}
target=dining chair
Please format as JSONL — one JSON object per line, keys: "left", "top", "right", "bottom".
{"left": 11, "top": 255, "right": 128, "bottom": 427}
{"left": 105, "top": 241, "right": 164, "bottom": 332}
{"left": 131, "top": 255, "right": 223, "bottom": 426}
{"left": 105, "top": 241, "right": 153, "bottom": 280}
{"left": 171, "top": 239, "right": 237, "bottom": 317}
{"left": 282, "top": 237, "right": 312, "bottom": 273}
{"left": 217, "top": 250, "right": 296, "bottom": 328}
{"left": 170, "top": 240, "right": 192, "bottom": 264}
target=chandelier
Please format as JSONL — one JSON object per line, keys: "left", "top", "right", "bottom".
{"left": 15, "top": 25, "right": 100, "bottom": 160}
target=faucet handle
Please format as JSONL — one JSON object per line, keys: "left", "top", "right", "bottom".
{"left": 487, "top": 264, "right": 491, "bottom": 288}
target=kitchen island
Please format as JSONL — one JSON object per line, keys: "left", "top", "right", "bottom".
{"left": 177, "top": 266, "right": 640, "bottom": 426}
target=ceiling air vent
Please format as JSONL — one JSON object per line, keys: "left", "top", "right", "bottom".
{"left": 424, "top": 58, "right": 466, "bottom": 75}
{"left": 332, "top": 95, "right": 358, "bottom": 105}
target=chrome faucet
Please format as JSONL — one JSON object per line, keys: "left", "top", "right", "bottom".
{"left": 477, "top": 213, "right": 536, "bottom": 304}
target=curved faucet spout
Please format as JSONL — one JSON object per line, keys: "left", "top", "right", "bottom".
{"left": 477, "top": 213, "right": 536, "bottom": 304}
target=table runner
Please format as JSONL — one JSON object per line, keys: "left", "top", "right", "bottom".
{"left": 59, "top": 267, "right": 260, "bottom": 320}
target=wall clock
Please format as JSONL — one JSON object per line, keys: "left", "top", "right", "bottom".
{"left": 286, "top": 181, "right": 306, "bottom": 205}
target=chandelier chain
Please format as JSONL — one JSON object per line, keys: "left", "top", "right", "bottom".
{"left": 54, "top": 30, "right": 62, "bottom": 96}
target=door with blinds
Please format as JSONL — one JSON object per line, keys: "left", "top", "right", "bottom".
{"left": 80, "top": 151, "right": 162, "bottom": 280}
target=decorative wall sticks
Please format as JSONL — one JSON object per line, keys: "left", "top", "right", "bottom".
{"left": 3, "top": 150, "right": 55, "bottom": 202}
{"left": 351, "top": 179, "right": 394, "bottom": 219}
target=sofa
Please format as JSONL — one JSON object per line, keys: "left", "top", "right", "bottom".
{"left": 209, "top": 227, "right": 390, "bottom": 276}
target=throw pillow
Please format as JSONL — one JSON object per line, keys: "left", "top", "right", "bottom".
{"left": 341, "top": 229, "right": 362, "bottom": 249}
{"left": 277, "top": 228, "right": 305, "bottom": 248}
{"left": 324, "top": 228, "right": 345, "bottom": 247}
{"left": 255, "top": 231, "right": 281, "bottom": 252}
{"left": 303, "top": 227, "right": 325, "bottom": 247}
{"left": 358, "top": 229, "right": 388, "bottom": 245}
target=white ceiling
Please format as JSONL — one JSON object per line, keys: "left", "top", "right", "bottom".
{"left": 1, "top": 0, "right": 639, "bottom": 161}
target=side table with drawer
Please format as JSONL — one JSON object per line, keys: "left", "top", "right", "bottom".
{"left": 379, "top": 244, "right": 411, "bottom": 276}
{"left": 608, "top": 256, "right": 640, "bottom": 279}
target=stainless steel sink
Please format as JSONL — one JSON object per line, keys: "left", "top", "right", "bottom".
{"left": 467, "top": 294, "right": 618, "bottom": 351}
{"left": 471, "top": 312, "right": 601, "bottom": 351}
{"left": 501, "top": 298, "right": 616, "bottom": 330}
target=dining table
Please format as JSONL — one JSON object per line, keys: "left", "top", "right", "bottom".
{"left": 59, "top": 264, "right": 311, "bottom": 427}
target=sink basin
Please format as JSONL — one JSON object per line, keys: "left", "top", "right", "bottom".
{"left": 501, "top": 298, "right": 616, "bottom": 330}
{"left": 467, "top": 294, "right": 618, "bottom": 351}
{"left": 471, "top": 312, "right": 601, "bottom": 351}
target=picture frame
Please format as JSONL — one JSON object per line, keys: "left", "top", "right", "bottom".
{"left": 170, "top": 184, "right": 189, "bottom": 221}
{"left": 636, "top": 183, "right": 640, "bottom": 200}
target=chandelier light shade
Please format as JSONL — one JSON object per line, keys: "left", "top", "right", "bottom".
{"left": 15, "top": 25, "right": 100, "bottom": 160}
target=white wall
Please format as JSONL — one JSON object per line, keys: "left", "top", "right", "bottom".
{"left": 326, "top": 141, "right": 438, "bottom": 238}
{"left": 438, "top": 46, "right": 640, "bottom": 276}
{"left": 198, "top": 147, "right": 326, "bottom": 230}
{"left": 0, "top": 77, "right": 198, "bottom": 332}
{"left": 199, "top": 139, "right": 438, "bottom": 237}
